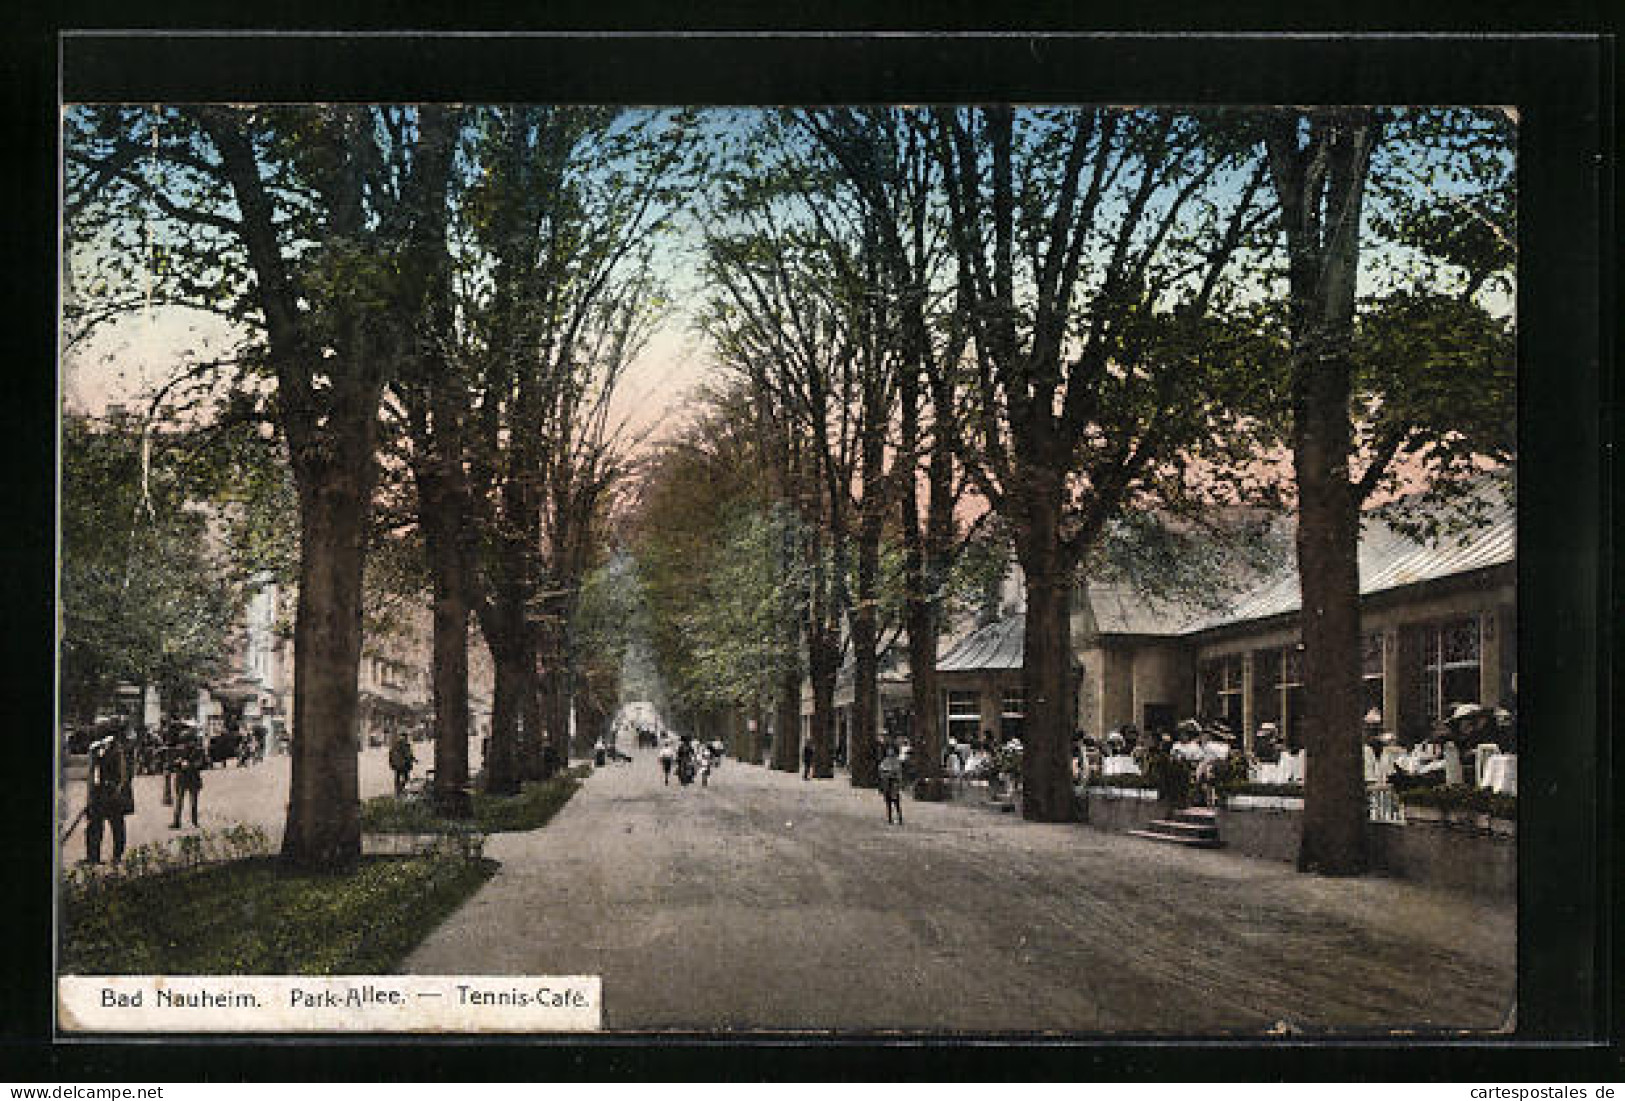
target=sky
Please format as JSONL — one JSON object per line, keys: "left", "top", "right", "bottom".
{"left": 60, "top": 105, "right": 1514, "bottom": 455}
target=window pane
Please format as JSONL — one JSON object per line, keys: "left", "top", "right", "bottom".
{"left": 1442, "top": 619, "right": 1481, "bottom": 664}
{"left": 1001, "top": 688, "right": 1025, "bottom": 717}
{"left": 1253, "top": 650, "right": 1280, "bottom": 725}
{"left": 1442, "top": 667, "right": 1480, "bottom": 711}
{"left": 1283, "top": 646, "right": 1304, "bottom": 686}
{"left": 1362, "top": 632, "right": 1384, "bottom": 677}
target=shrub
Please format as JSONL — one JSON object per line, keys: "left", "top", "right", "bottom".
{"left": 1217, "top": 780, "right": 1306, "bottom": 800}
{"left": 1398, "top": 783, "right": 1516, "bottom": 818}
{"left": 1143, "top": 753, "right": 1193, "bottom": 805}
{"left": 361, "top": 770, "right": 583, "bottom": 835}
{"left": 63, "top": 823, "right": 272, "bottom": 901}
{"left": 1085, "top": 773, "right": 1157, "bottom": 790}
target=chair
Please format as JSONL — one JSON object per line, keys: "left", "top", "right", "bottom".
{"left": 1362, "top": 745, "right": 1379, "bottom": 784}
{"left": 1475, "top": 743, "right": 1500, "bottom": 787}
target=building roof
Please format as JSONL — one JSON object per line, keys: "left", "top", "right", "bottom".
{"left": 933, "top": 484, "right": 1515, "bottom": 669}
{"left": 1085, "top": 583, "right": 1211, "bottom": 636}
{"left": 937, "top": 614, "right": 1026, "bottom": 672}
{"left": 1181, "top": 489, "right": 1515, "bottom": 634}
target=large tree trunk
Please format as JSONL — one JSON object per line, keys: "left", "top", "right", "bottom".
{"left": 1266, "top": 109, "right": 1381, "bottom": 876}
{"left": 1294, "top": 463, "right": 1367, "bottom": 873}
{"left": 480, "top": 600, "right": 527, "bottom": 796}
{"left": 807, "top": 625, "right": 839, "bottom": 779}
{"left": 423, "top": 481, "right": 473, "bottom": 818}
{"left": 282, "top": 470, "right": 371, "bottom": 868}
{"left": 847, "top": 530, "right": 882, "bottom": 789}
{"left": 773, "top": 663, "right": 802, "bottom": 773}
{"left": 1014, "top": 482, "right": 1079, "bottom": 823}
{"left": 521, "top": 637, "right": 547, "bottom": 779}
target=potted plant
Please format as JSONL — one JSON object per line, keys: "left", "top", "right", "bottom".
{"left": 1487, "top": 792, "right": 1516, "bottom": 837}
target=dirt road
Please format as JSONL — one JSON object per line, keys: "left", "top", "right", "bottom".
{"left": 403, "top": 750, "right": 1516, "bottom": 1035}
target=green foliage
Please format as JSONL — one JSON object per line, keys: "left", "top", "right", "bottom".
{"left": 1217, "top": 780, "right": 1307, "bottom": 800}
{"left": 1086, "top": 508, "right": 1289, "bottom": 613}
{"left": 59, "top": 414, "right": 247, "bottom": 722}
{"left": 1084, "top": 773, "right": 1158, "bottom": 790}
{"left": 1143, "top": 752, "right": 1194, "bottom": 806}
{"left": 63, "top": 824, "right": 271, "bottom": 898}
{"left": 360, "top": 768, "right": 585, "bottom": 834}
{"left": 60, "top": 853, "right": 494, "bottom": 976}
{"left": 1398, "top": 783, "right": 1515, "bottom": 819}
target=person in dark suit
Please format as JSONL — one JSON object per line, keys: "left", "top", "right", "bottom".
{"left": 170, "top": 731, "right": 205, "bottom": 829}
{"left": 84, "top": 725, "right": 131, "bottom": 865}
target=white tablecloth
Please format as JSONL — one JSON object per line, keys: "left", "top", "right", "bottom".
{"left": 1482, "top": 754, "right": 1517, "bottom": 795}
{"left": 1273, "top": 750, "right": 1305, "bottom": 784}
{"left": 1103, "top": 755, "right": 1141, "bottom": 777}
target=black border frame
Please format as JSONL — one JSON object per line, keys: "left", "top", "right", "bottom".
{"left": 1, "top": 20, "right": 1612, "bottom": 1081}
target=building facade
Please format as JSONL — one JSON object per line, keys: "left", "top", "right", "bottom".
{"left": 826, "top": 490, "right": 1515, "bottom": 758}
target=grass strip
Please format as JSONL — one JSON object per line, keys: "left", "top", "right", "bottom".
{"left": 360, "top": 766, "right": 588, "bottom": 835}
{"left": 61, "top": 853, "right": 495, "bottom": 975}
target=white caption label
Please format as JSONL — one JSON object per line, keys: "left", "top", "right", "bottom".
{"left": 58, "top": 975, "right": 602, "bottom": 1033}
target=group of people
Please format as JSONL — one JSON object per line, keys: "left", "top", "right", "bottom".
{"left": 657, "top": 732, "right": 723, "bottom": 788}
{"left": 1375, "top": 702, "right": 1514, "bottom": 791}
{"left": 73, "top": 718, "right": 209, "bottom": 866}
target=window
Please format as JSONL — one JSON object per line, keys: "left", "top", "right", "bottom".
{"left": 1362, "top": 632, "right": 1385, "bottom": 723}
{"left": 1417, "top": 617, "right": 1482, "bottom": 727}
{"left": 1279, "top": 645, "right": 1306, "bottom": 749}
{"left": 1249, "top": 645, "right": 1306, "bottom": 747}
{"left": 1000, "top": 687, "right": 1026, "bottom": 741}
{"left": 1252, "top": 648, "right": 1281, "bottom": 727}
{"left": 1199, "top": 655, "right": 1244, "bottom": 728}
{"left": 946, "top": 690, "right": 981, "bottom": 746}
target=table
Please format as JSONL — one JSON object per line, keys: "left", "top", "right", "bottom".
{"left": 1103, "top": 755, "right": 1141, "bottom": 777}
{"left": 1482, "top": 754, "right": 1517, "bottom": 795}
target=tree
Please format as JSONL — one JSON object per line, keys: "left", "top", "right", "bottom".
{"left": 931, "top": 107, "right": 1267, "bottom": 821}
{"left": 702, "top": 115, "right": 908, "bottom": 784}
{"left": 65, "top": 105, "right": 453, "bottom": 866}
{"left": 800, "top": 108, "right": 974, "bottom": 801}
{"left": 1258, "top": 107, "right": 1513, "bottom": 874}
{"left": 630, "top": 388, "right": 800, "bottom": 750}
{"left": 455, "top": 106, "right": 683, "bottom": 792}
{"left": 59, "top": 413, "right": 242, "bottom": 726}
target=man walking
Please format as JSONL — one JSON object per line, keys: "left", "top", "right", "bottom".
{"left": 84, "top": 723, "right": 131, "bottom": 865}
{"left": 170, "top": 730, "right": 205, "bottom": 829}
{"left": 389, "top": 730, "right": 416, "bottom": 796}
{"left": 878, "top": 740, "right": 905, "bottom": 825}
{"left": 802, "top": 736, "right": 815, "bottom": 781}
{"left": 658, "top": 736, "right": 675, "bottom": 785}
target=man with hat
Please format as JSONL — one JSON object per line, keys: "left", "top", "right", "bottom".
{"left": 83, "top": 721, "right": 131, "bottom": 865}
{"left": 170, "top": 726, "right": 206, "bottom": 829}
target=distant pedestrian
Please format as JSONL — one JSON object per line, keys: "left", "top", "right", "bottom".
{"left": 170, "top": 731, "right": 205, "bottom": 830}
{"left": 676, "top": 735, "right": 697, "bottom": 786}
{"left": 658, "top": 737, "right": 675, "bottom": 785}
{"left": 593, "top": 736, "right": 607, "bottom": 768}
{"left": 389, "top": 731, "right": 416, "bottom": 796}
{"left": 802, "top": 738, "right": 815, "bottom": 780}
{"left": 878, "top": 741, "right": 904, "bottom": 825}
{"left": 84, "top": 725, "right": 131, "bottom": 865}
{"left": 699, "top": 742, "right": 712, "bottom": 788}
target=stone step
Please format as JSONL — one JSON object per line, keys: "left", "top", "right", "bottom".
{"left": 1126, "top": 828, "right": 1224, "bottom": 850}
{"left": 1175, "top": 807, "right": 1218, "bottom": 824}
